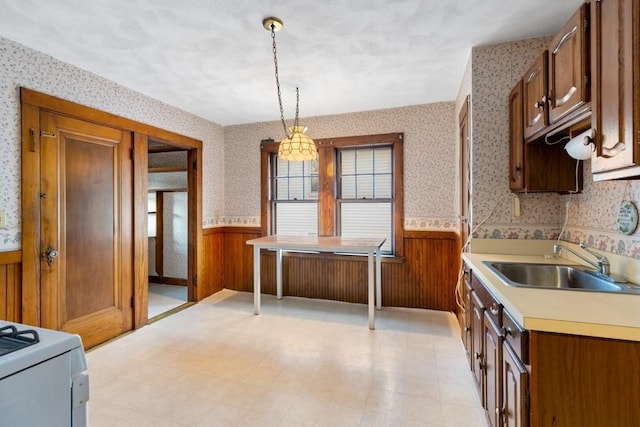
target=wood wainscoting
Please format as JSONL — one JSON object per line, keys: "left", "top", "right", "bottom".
{"left": 204, "top": 227, "right": 460, "bottom": 311}
{"left": 0, "top": 251, "right": 22, "bottom": 322}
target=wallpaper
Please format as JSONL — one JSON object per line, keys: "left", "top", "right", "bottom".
{"left": 467, "top": 37, "right": 640, "bottom": 258}
{"left": 0, "top": 36, "right": 224, "bottom": 251}
{"left": 223, "top": 102, "right": 459, "bottom": 229}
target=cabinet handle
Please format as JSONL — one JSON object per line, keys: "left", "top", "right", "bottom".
{"left": 501, "top": 326, "right": 513, "bottom": 337}
{"left": 475, "top": 351, "right": 482, "bottom": 360}
{"left": 601, "top": 141, "right": 625, "bottom": 158}
{"left": 464, "top": 326, "right": 471, "bottom": 332}
{"left": 514, "top": 165, "right": 522, "bottom": 174}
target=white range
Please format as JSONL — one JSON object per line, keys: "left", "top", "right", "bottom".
{"left": 0, "top": 320, "right": 89, "bottom": 427}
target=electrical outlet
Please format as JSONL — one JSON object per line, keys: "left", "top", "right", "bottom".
{"left": 0, "top": 210, "right": 5, "bottom": 228}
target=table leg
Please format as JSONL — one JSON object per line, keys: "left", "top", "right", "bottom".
{"left": 276, "top": 248, "right": 283, "bottom": 300}
{"left": 376, "top": 247, "right": 382, "bottom": 310}
{"left": 368, "top": 250, "right": 375, "bottom": 330}
{"left": 253, "top": 246, "right": 261, "bottom": 315}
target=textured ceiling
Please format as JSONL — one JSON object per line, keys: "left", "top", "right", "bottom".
{"left": 0, "top": 0, "right": 583, "bottom": 125}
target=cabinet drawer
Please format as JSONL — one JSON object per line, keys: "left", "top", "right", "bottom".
{"left": 503, "top": 309, "right": 529, "bottom": 365}
{"left": 471, "top": 273, "right": 501, "bottom": 325}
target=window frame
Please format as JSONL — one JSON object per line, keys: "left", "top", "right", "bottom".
{"left": 260, "top": 133, "right": 404, "bottom": 256}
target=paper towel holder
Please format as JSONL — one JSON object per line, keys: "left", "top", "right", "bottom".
{"left": 564, "top": 128, "right": 595, "bottom": 160}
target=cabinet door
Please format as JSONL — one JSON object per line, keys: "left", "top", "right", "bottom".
{"left": 548, "top": 4, "right": 590, "bottom": 124}
{"left": 509, "top": 80, "right": 525, "bottom": 191}
{"left": 471, "top": 291, "right": 485, "bottom": 406}
{"left": 503, "top": 342, "right": 529, "bottom": 427}
{"left": 462, "top": 270, "right": 473, "bottom": 369}
{"left": 484, "top": 312, "right": 503, "bottom": 427}
{"left": 523, "top": 52, "right": 549, "bottom": 139}
{"left": 591, "top": 0, "right": 640, "bottom": 175}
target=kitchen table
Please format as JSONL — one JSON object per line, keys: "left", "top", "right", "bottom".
{"left": 246, "top": 235, "right": 386, "bottom": 329}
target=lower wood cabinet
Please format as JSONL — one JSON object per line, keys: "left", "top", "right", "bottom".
{"left": 484, "top": 312, "right": 502, "bottom": 427}
{"left": 502, "top": 340, "right": 529, "bottom": 427}
{"left": 463, "top": 266, "right": 640, "bottom": 426}
{"left": 464, "top": 270, "right": 528, "bottom": 427}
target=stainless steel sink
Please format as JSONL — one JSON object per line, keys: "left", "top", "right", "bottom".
{"left": 483, "top": 262, "right": 640, "bottom": 294}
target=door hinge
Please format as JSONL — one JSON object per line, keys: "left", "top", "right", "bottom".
{"left": 40, "top": 130, "right": 56, "bottom": 138}
{"left": 524, "top": 389, "right": 531, "bottom": 408}
{"left": 584, "top": 73, "right": 590, "bottom": 88}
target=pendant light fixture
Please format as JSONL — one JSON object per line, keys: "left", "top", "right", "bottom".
{"left": 263, "top": 17, "right": 317, "bottom": 161}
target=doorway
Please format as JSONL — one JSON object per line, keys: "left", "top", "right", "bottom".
{"left": 147, "top": 140, "right": 191, "bottom": 319}
{"left": 21, "top": 88, "right": 203, "bottom": 348}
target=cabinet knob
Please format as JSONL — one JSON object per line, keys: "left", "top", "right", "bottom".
{"left": 514, "top": 165, "right": 522, "bottom": 174}
{"left": 535, "top": 96, "right": 547, "bottom": 109}
{"left": 490, "top": 304, "right": 500, "bottom": 316}
{"left": 501, "top": 327, "right": 513, "bottom": 337}
{"left": 464, "top": 326, "right": 471, "bottom": 332}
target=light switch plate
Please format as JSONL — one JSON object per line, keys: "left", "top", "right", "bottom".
{"left": 0, "top": 210, "right": 5, "bottom": 228}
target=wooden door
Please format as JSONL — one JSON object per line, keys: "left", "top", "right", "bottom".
{"left": 509, "top": 81, "right": 525, "bottom": 191}
{"left": 523, "top": 52, "right": 549, "bottom": 139}
{"left": 39, "top": 112, "right": 133, "bottom": 348}
{"left": 548, "top": 4, "right": 590, "bottom": 124}
{"left": 502, "top": 342, "right": 529, "bottom": 427}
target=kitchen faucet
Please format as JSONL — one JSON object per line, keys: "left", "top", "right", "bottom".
{"left": 553, "top": 243, "right": 610, "bottom": 276}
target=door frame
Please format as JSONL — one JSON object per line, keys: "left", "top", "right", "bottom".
{"left": 459, "top": 95, "right": 471, "bottom": 251}
{"left": 20, "top": 88, "right": 203, "bottom": 329}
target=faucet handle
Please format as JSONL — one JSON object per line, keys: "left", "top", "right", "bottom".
{"left": 579, "top": 243, "right": 605, "bottom": 260}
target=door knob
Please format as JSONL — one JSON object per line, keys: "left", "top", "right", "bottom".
{"left": 43, "top": 245, "right": 59, "bottom": 266}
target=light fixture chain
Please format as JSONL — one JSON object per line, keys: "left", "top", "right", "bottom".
{"left": 271, "top": 25, "right": 289, "bottom": 137}
{"left": 294, "top": 87, "right": 300, "bottom": 129}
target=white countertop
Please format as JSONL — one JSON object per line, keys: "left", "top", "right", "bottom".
{"left": 463, "top": 252, "right": 640, "bottom": 342}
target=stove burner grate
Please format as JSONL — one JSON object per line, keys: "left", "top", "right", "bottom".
{"left": 0, "top": 325, "right": 40, "bottom": 356}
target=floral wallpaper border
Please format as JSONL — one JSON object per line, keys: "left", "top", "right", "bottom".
{"left": 473, "top": 225, "right": 561, "bottom": 241}
{"left": 474, "top": 224, "right": 640, "bottom": 259}
{"left": 404, "top": 217, "right": 459, "bottom": 231}
{"left": 203, "top": 217, "right": 461, "bottom": 231}
{"left": 203, "top": 216, "right": 261, "bottom": 228}
{"left": 7, "top": 220, "right": 639, "bottom": 259}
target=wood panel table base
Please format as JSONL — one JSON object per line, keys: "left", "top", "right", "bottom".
{"left": 247, "top": 236, "right": 385, "bottom": 330}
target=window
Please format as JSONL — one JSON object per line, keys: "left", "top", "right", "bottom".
{"left": 338, "top": 147, "right": 393, "bottom": 252}
{"left": 270, "top": 156, "right": 318, "bottom": 236}
{"left": 261, "top": 133, "right": 404, "bottom": 255}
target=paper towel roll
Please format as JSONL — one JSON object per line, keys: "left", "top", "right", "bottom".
{"left": 564, "top": 129, "right": 594, "bottom": 160}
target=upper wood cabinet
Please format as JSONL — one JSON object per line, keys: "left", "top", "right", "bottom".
{"left": 509, "top": 78, "right": 582, "bottom": 193}
{"left": 590, "top": 0, "right": 640, "bottom": 179}
{"left": 548, "top": 4, "right": 591, "bottom": 124}
{"left": 523, "top": 52, "right": 549, "bottom": 140}
{"left": 521, "top": 4, "right": 591, "bottom": 142}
